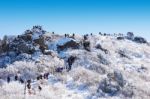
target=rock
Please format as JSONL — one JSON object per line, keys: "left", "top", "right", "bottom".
{"left": 0, "top": 56, "right": 11, "bottom": 67}
{"left": 66, "top": 80, "right": 77, "bottom": 90}
{"left": 19, "top": 34, "right": 32, "bottom": 42}
{"left": 17, "top": 43, "right": 35, "bottom": 54}
{"left": 118, "top": 50, "right": 129, "bottom": 59}
{"left": 55, "top": 67, "right": 64, "bottom": 72}
{"left": 34, "top": 36, "right": 48, "bottom": 53}
{"left": 126, "top": 32, "right": 134, "bottom": 40}
{"left": 83, "top": 41, "right": 90, "bottom": 51}
{"left": 32, "top": 25, "right": 43, "bottom": 33}
{"left": 39, "top": 45, "right": 48, "bottom": 53}
{"left": 33, "top": 36, "right": 45, "bottom": 46}
{"left": 95, "top": 44, "right": 102, "bottom": 49}
{"left": 15, "top": 53, "right": 31, "bottom": 61}
{"left": 7, "top": 51, "right": 17, "bottom": 57}
{"left": 117, "top": 37, "right": 124, "bottom": 40}
{"left": 97, "top": 71, "right": 126, "bottom": 96}
{"left": 25, "top": 30, "right": 32, "bottom": 34}
{"left": 67, "top": 56, "right": 76, "bottom": 71}
{"left": 133, "top": 36, "right": 147, "bottom": 44}
{"left": 114, "top": 70, "right": 126, "bottom": 87}
{"left": 97, "top": 78, "right": 120, "bottom": 95}
{"left": 1, "top": 41, "right": 9, "bottom": 53}
{"left": 95, "top": 44, "right": 108, "bottom": 54}
{"left": 77, "top": 84, "right": 89, "bottom": 91}
{"left": 57, "top": 40, "right": 80, "bottom": 51}
{"left": 98, "top": 54, "right": 110, "bottom": 65}
{"left": 122, "top": 85, "right": 134, "bottom": 97}
{"left": 43, "top": 50, "right": 52, "bottom": 55}
{"left": 137, "top": 65, "right": 147, "bottom": 73}
{"left": 107, "top": 70, "right": 126, "bottom": 87}
{"left": 88, "top": 65, "right": 106, "bottom": 74}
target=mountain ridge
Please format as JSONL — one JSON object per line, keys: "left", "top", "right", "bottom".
{"left": 0, "top": 26, "right": 150, "bottom": 99}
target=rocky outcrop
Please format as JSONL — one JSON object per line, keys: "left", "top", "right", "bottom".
{"left": 97, "top": 78, "right": 120, "bottom": 95}
{"left": 17, "top": 43, "right": 35, "bottom": 54}
{"left": 83, "top": 40, "right": 90, "bottom": 51}
{"left": 117, "top": 37, "right": 124, "bottom": 40}
{"left": 96, "top": 44, "right": 108, "bottom": 54}
{"left": 57, "top": 40, "right": 80, "bottom": 51}
{"left": 0, "top": 39, "right": 9, "bottom": 53}
{"left": 98, "top": 54, "right": 110, "bottom": 65}
{"left": 18, "top": 34, "right": 32, "bottom": 42}
{"left": 33, "top": 36, "right": 48, "bottom": 53}
{"left": 97, "top": 70, "right": 130, "bottom": 97}
{"left": 133, "top": 36, "right": 147, "bottom": 44}
{"left": 67, "top": 56, "right": 76, "bottom": 71}
{"left": 126, "top": 32, "right": 134, "bottom": 40}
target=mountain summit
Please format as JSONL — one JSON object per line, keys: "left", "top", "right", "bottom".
{"left": 0, "top": 26, "right": 150, "bottom": 99}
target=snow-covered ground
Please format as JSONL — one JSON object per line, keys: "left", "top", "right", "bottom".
{"left": 0, "top": 26, "right": 150, "bottom": 99}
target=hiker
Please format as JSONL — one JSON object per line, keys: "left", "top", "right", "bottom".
{"left": 7, "top": 76, "right": 10, "bottom": 83}
{"left": 55, "top": 67, "right": 63, "bottom": 73}
{"left": 70, "top": 33, "right": 75, "bottom": 39}
{"left": 83, "top": 35, "right": 88, "bottom": 40}
{"left": 44, "top": 73, "right": 49, "bottom": 79}
{"left": 99, "top": 32, "right": 102, "bottom": 35}
{"left": 39, "top": 75, "right": 43, "bottom": 80}
{"left": 38, "top": 86, "right": 42, "bottom": 91}
{"left": 37, "top": 76, "right": 40, "bottom": 80}
{"left": 72, "top": 33, "right": 75, "bottom": 37}
{"left": 65, "top": 34, "right": 67, "bottom": 37}
{"left": 15, "top": 75, "right": 18, "bottom": 81}
{"left": 104, "top": 33, "right": 106, "bottom": 36}
{"left": 19, "top": 78, "right": 24, "bottom": 83}
{"left": 27, "top": 80, "right": 31, "bottom": 89}
{"left": 27, "top": 80, "right": 32, "bottom": 94}
{"left": 37, "top": 75, "right": 43, "bottom": 81}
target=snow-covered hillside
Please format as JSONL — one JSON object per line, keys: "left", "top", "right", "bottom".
{"left": 0, "top": 26, "right": 150, "bottom": 99}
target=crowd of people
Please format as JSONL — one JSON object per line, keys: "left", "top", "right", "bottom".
{"left": 6, "top": 72, "right": 50, "bottom": 95}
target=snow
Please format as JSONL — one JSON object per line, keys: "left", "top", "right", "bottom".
{"left": 32, "top": 32, "right": 41, "bottom": 40}
{"left": 0, "top": 28, "right": 150, "bottom": 99}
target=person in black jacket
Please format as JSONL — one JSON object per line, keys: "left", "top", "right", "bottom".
{"left": 38, "top": 86, "right": 42, "bottom": 91}
{"left": 44, "top": 73, "right": 49, "bottom": 79}
{"left": 7, "top": 76, "right": 10, "bottom": 83}
{"left": 19, "top": 78, "right": 24, "bottom": 83}
{"left": 15, "top": 75, "right": 18, "bottom": 81}
{"left": 27, "top": 80, "right": 31, "bottom": 89}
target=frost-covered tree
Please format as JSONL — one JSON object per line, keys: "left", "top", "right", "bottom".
{"left": 1, "top": 35, "right": 9, "bottom": 52}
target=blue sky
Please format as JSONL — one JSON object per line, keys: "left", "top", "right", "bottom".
{"left": 0, "top": 0, "right": 150, "bottom": 40}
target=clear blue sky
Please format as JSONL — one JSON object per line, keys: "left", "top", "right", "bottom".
{"left": 0, "top": 0, "right": 150, "bottom": 40}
